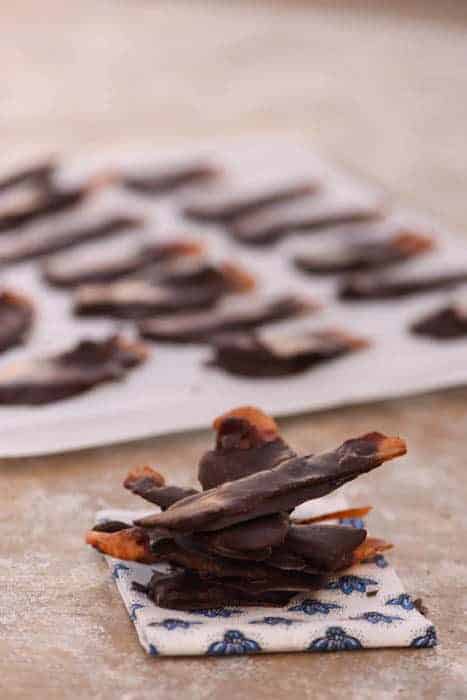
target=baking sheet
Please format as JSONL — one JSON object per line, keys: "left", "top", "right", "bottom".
{"left": 1, "top": 137, "right": 466, "bottom": 457}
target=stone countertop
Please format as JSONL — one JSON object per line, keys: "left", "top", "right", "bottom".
{"left": 1, "top": 2, "right": 466, "bottom": 698}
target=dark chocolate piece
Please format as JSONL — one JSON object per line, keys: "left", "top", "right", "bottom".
{"left": 410, "top": 303, "right": 467, "bottom": 339}
{"left": 0, "top": 173, "right": 113, "bottom": 233}
{"left": 266, "top": 547, "right": 308, "bottom": 571}
{"left": 145, "top": 570, "right": 296, "bottom": 610}
{"left": 198, "top": 406, "right": 296, "bottom": 489}
{"left": 191, "top": 514, "right": 290, "bottom": 556}
{"left": 88, "top": 510, "right": 379, "bottom": 575}
{"left": 139, "top": 295, "right": 316, "bottom": 344}
{"left": 147, "top": 258, "right": 256, "bottom": 296}
{"left": 340, "top": 270, "right": 467, "bottom": 301}
{"left": 0, "top": 215, "right": 143, "bottom": 265}
{"left": 0, "top": 290, "right": 34, "bottom": 353}
{"left": 92, "top": 520, "right": 132, "bottom": 533}
{"left": 123, "top": 161, "right": 218, "bottom": 195}
{"left": 0, "top": 159, "right": 55, "bottom": 194}
{"left": 210, "top": 327, "right": 369, "bottom": 378}
{"left": 124, "top": 465, "right": 199, "bottom": 510}
{"left": 280, "top": 524, "right": 367, "bottom": 572}
{"left": 74, "top": 280, "right": 220, "bottom": 319}
{"left": 43, "top": 239, "right": 202, "bottom": 288}
{"left": 0, "top": 335, "right": 148, "bottom": 405}
{"left": 150, "top": 534, "right": 323, "bottom": 590}
{"left": 131, "top": 484, "right": 199, "bottom": 511}
{"left": 294, "top": 231, "right": 434, "bottom": 275}
{"left": 231, "top": 195, "right": 381, "bottom": 246}
{"left": 136, "top": 432, "right": 406, "bottom": 532}
{"left": 183, "top": 180, "right": 316, "bottom": 222}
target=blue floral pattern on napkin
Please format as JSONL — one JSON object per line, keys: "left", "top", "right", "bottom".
{"left": 207, "top": 631, "right": 261, "bottom": 656}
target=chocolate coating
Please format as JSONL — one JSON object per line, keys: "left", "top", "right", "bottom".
{"left": 210, "top": 327, "right": 368, "bottom": 377}
{"left": 0, "top": 180, "right": 98, "bottom": 233}
{"left": 0, "top": 290, "right": 34, "bottom": 353}
{"left": 183, "top": 180, "right": 316, "bottom": 222}
{"left": 294, "top": 231, "right": 434, "bottom": 275}
{"left": 43, "top": 239, "right": 201, "bottom": 288}
{"left": 340, "top": 270, "right": 467, "bottom": 301}
{"left": 136, "top": 432, "right": 406, "bottom": 532}
{"left": 145, "top": 570, "right": 297, "bottom": 610}
{"left": 0, "top": 159, "right": 55, "bottom": 193}
{"left": 0, "top": 215, "right": 143, "bottom": 265}
{"left": 0, "top": 335, "right": 148, "bottom": 405}
{"left": 139, "top": 295, "right": 316, "bottom": 344}
{"left": 123, "top": 161, "right": 218, "bottom": 195}
{"left": 74, "top": 280, "right": 220, "bottom": 319}
{"left": 231, "top": 195, "right": 381, "bottom": 245}
{"left": 410, "top": 303, "right": 467, "bottom": 339}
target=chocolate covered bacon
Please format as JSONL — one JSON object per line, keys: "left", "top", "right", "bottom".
{"left": 198, "top": 406, "right": 296, "bottom": 489}
{"left": 124, "top": 465, "right": 199, "bottom": 510}
{"left": 0, "top": 290, "right": 34, "bottom": 354}
{"left": 86, "top": 406, "right": 404, "bottom": 609}
{"left": 183, "top": 180, "right": 316, "bottom": 222}
{"left": 74, "top": 280, "right": 220, "bottom": 319}
{"left": 340, "top": 269, "right": 467, "bottom": 301}
{"left": 0, "top": 215, "right": 143, "bottom": 265}
{"left": 0, "top": 158, "right": 55, "bottom": 194}
{"left": 145, "top": 258, "right": 256, "bottom": 296}
{"left": 141, "top": 570, "right": 298, "bottom": 609}
{"left": 0, "top": 172, "right": 114, "bottom": 233}
{"left": 209, "top": 327, "right": 369, "bottom": 377}
{"left": 294, "top": 231, "right": 434, "bottom": 275}
{"left": 0, "top": 335, "right": 147, "bottom": 405}
{"left": 139, "top": 295, "right": 316, "bottom": 344}
{"left": 123, "top": 161, "right": 219, "bottom": 195}
{"left": 410, "top": 301, "right": 467, "bottom": 339}
{"left": 231, "top": 194, "right": 381, "bottom": 246}
{"left": 136, "top": 431, "right": 405, "bottom": 533}
{"left": 43, "top": 239, "right": 203, "bottom": 288}
{"left": 74, "top": 258, "right": 255, "bottom": 319}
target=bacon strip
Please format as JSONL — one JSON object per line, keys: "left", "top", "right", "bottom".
{"left": 0, "top": 158, "right": 55, "bottom": 193}
{"left": 340, "top": 270, "right": 467, "bottom": 301}
{"left": 43, "top": 239, "right": 203, "bottom": 288}
{"left": 230, "top": 194, "right": 381, "bottom": 245}
{"left": 136, "top": 432, "right": 406, "bottom": 532}
{"left": 139, "top": 295, "right": 316, "bottom": 344}
{"left": 410, "top": 302, "right": 467, "bottom": 339}
{"left": 294, "top": 231, "right": 434, "bottom": 275}
{"left": 123, "top": 161, "right": 219, "bottom": 195}
{"left": 210, "top": 327, "right": 369, "bottom": 377}
{"left": 124, "top": 465, "right": 199, "bottom": 510}
{"left": 0, "top": 335, "right": 148, "bottom": 405}
{"left": 86, "top": 527, "right": 157, "bottom": 564}
{"left": 0, "top": 171, "right": 115, "bottom": 233}
{"left": 183, "top": 180, "right": 316, "bottom": 222}
{"left": 292, "top": 506, "right": 372, "bottom": 525}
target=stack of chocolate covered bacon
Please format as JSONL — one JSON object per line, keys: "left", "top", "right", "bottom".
{"left": 86, "top": 407, "right": 406, "bottom": 610}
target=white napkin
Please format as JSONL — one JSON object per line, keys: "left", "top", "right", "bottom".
{"left": 94, "top": 508, "right": 437, "bottom": 657}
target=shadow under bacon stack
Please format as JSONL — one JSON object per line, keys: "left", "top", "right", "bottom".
{"left": 86, "top": 406, "right": 407, "bottom": 610}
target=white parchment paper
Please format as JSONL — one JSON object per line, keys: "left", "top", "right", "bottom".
{"left": 1, "top": 138, "right": 466, "bottom": 457}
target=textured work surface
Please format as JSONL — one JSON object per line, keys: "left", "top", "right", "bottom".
{"left": 1, "top": 1, "right": 466, "bottom": 698}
